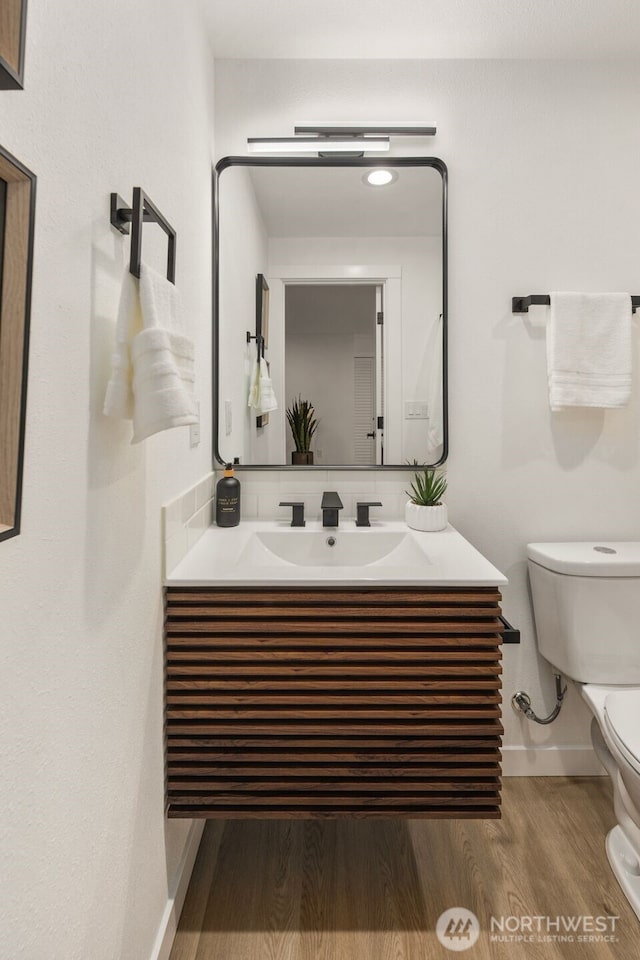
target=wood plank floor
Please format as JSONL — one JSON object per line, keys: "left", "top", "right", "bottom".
{"left": 169, "top": 777, "right": 639, "bottom": 960}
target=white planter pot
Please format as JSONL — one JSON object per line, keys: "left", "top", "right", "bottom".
{"left": 405, "top": 501, "right": 448, "bottom": 532}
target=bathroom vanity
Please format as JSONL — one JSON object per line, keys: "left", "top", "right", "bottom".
{"left": 164, "top": 522, "right": 506, "bottom": 819}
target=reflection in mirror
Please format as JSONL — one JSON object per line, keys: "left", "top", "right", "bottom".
{"left": 0, "top": 145, "right": 35, "bottom": 542}
{"left": 214, "top": 158, "right": 447, "bottom": 468}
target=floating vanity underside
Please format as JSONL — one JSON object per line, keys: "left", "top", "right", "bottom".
{"left": 164, "top": 586, "right": 503, "bottom": 819}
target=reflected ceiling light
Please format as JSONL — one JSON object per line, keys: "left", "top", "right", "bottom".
{"left": 247, "top": 123, "right": 436, "bottom": 157}
{"left": 363, "top": 168, "right": 398, "bottom": 187}
{"left": 247, "top": 136, "right": 389, "bottom": 155}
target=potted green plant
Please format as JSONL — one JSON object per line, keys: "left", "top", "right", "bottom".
{"left": 405, "top": 465, "right": 448, "bottom": 531}
{"left": 286, "top": 396, "right": 318, "bottom": 465}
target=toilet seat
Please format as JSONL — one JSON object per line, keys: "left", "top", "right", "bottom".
{"left": 604, "top": 690, "right": 640, "bottom": 776}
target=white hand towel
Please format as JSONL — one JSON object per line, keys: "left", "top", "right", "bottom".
{"left": 547, "top": 292, "right": 632, "bottom": 411}
{"left": 103, "top": 269, "right": 143, "bottom": 420}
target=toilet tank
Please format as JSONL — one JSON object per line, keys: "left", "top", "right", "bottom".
{"left": 527, "top": 542, "right": 640, "bottom": 684}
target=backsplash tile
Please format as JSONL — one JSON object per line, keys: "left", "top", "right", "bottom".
{"left": 241, "top": 492, "right": 259, "bottom": 519}
{"left": 163, "top": 472, "right": 215, "bottom": 576}
{"left": 237, "top": 468, "right": 413, "bottom": 524}
{"left": 195, "top": 476, "right": 214, "bottom": 510}
{"left": 180, "top": 487, "right": 197, "bottom": 525}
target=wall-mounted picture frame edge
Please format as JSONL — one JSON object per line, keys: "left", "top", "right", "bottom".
{"left": 0, "top": 0, "right": 29, "bottom": 91}
{"left": 0, "top": 141, "right": 36, "bottom": 542}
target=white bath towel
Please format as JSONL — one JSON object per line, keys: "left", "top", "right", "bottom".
{"left": 547, "top": 292, "right": 632, "bottom": 411}
{"left": 130, "top": 326, "right": 196, "bottom": 442}
{"left": 103, "top": 264, "right": 197, "bottom": 442}
{"left": 103, "top": 269, "right": 142, "bottom": 420}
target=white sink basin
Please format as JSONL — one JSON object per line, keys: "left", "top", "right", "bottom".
{"left": 237, "top": 529, "right": 428, "bottom": 567}
{"left": 164, "top": 519, "right": 508, "bottom": 587}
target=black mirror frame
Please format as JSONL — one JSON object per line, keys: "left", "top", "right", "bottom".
{"left": 212, "top": 155, "right": 448, "bottom": 470}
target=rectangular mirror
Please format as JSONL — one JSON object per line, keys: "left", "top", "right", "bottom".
{"left": 0, "top": 144, "right": 36, "bottom": 542}
{"left": 213, "top": 156, "right": 447, "bottom": 469}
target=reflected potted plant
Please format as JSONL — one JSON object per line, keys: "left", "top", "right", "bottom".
{"left": 405, "top": 465, "right": 448, "bottom": 531}
{"left": 286, "top": 396, "right": 318, "bottom": 465}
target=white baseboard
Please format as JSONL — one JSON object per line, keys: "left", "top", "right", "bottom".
{"left": 502, "top": 745, "right": 607, "bottom": 776}
{"left": 150, "top": 820, "right": 206, "bottom": 960}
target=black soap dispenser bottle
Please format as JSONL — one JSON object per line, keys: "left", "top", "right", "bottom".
{"left": 215, "top": 463, "right": 241, "bottom": 527}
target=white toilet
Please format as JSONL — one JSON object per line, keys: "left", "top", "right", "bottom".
{"left": 527, "top": 541, "right": 640, "bottom": 920}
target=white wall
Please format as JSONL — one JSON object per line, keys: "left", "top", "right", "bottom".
{"left": 215, "top": 58, "right": 640, "bottom": 773}
{"left": 0, "top": 2, "right": 214, "bottom": 958}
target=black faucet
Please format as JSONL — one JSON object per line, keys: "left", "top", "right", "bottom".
{"left": 321, "top": 491, "right": 343, "bottom": 527}
{"left": 279, "top": 501, "right": 305, "bottom": 527}
{"left": 355, "top": 501, "right": 383, "bottom": 527}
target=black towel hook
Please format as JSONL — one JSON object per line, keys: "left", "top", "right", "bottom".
{"left": 110, "top": 187, "right": 177, "bottom": 284}
{"left": 246, "top": 331, "right": 265, "bottom": 358}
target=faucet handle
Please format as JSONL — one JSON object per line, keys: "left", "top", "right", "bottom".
{"left": 279, "top": 501, "right": 305, "bottom": 527}
{"left": 355, "top": 501, "right": 383, "bottom": 527}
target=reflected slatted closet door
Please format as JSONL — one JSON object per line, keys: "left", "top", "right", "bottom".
{"left": 164, "top": 587, "right": 503, "bottom": 819}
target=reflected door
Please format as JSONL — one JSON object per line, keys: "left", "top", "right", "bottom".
{"left": 353, "top": 356, "right": 375, "bottom": 464}
{"left": 284, "top": 282, "right": 381, "bottom": 465}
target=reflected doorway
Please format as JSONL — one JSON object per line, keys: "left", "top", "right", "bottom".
{"left": 284, "top": 283, "right": 384, "bottom": 466}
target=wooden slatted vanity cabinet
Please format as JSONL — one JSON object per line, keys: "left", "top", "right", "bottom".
{"left": 164, "top": 585, "right": 503, "bottom": 819}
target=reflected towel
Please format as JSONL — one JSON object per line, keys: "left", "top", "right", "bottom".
{"left": 258, "top": 357, "right": 278, "bottom": 414}
{"left": 548, "top": 292, "right": 632, "bottom": 410}
{"left": 426, "top": 313, "right": 443, "bottom": 451}
{"left": 247, "top": 358, "right": 261, "bottom": 409}
{"left": 248, "top": 357, "right": 278, "bottom": 415}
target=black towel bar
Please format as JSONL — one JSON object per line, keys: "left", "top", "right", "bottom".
{"left": 110, "top": 188, "right": 177, "bottom": 284}
{"left": 513, "top": 294, "right": 639, "bottom": 314}
{"left": 500, "top": 615, "right": 520, "bottom": 644}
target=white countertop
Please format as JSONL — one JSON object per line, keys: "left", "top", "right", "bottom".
{"left": 165, "top": 520, "right": 507, "bottom": 588}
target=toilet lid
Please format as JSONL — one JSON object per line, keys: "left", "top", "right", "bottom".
{"left": 527, "top": 541, "right": 640, "bottom": 577}
{"left": 604, "top": 691, "right": 640, "bottom": 774}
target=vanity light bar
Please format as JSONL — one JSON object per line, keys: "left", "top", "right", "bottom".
{"left": 295, "top": 122, "right": 437, "bottom": 137}
{"left": 247, "top": 136, "right": 390, "bottom": 154}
